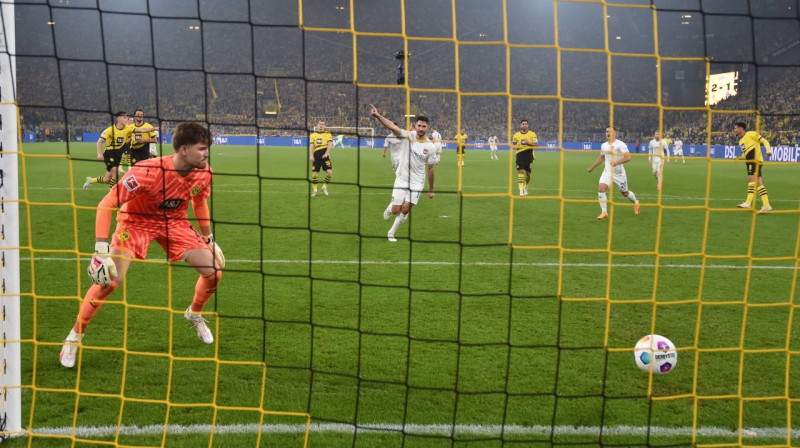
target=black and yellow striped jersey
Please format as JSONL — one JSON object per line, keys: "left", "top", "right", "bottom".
{"left": 310, "top": 132, "right": 333, "bottom": 152}
{"left": 512, "top": 130, "right": 538, "bottom": 154}
{"left": 99, "top": 124, "right": 135, "bottom": 151}
{"left": 131, "top": 121, "right": 157, "bottom": 149}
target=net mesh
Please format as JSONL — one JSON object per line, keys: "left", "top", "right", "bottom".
{"left": 11, "top": 0, "right": 800, "bottom": 446}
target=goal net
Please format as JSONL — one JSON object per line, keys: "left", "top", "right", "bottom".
{"left": 6, "top": 0, "right": 800, "bottom": 447}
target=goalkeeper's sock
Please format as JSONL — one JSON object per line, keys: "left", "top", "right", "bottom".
{"left": 758, "top": 185, "right": 771, "bottom": 208}
{"left": 73, "top": 280, "right": 119, "bottom": 333}
{"left": 745, "top": 182, "right": 756, "bottom": 206}
{"left": 190, "top": 270, "right": 222, "bottom": 312}
{"left": 389, "top": 212, "right": 408, "bottom": 235}
{"left": 626, "top": 190, "right": 638, "bottom": 203}
{"left": 598, "top": 192, "right": 608, "bottom": 213}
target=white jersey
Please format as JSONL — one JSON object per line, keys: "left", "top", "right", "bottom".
{"left": 648, "top": 139, "right": 668, "bottom": 159}
{"left": 384, "top": 132, "right": 404, "bottom": 169}
{"left": 430, "top": 130, "right": 442, "bottom": 154}
{"left": 394, "top": 129, "right": 438, "bottom": 191}
{"left": 488, "top": 136, "right": 498, "bottom": 149}
{"left": 601, "top": 139, "right": 629, "bottom": 176}
{"left": 673, "top": 139, "right": 683, "bottom": 153}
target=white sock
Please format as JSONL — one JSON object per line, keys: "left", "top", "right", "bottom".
{"left": 598, "top": 192, "right": 607, "bottom": 213}
{"left": 389, "top": 212, "right": 408, "bottom": 234}
{"left": 626, "top": 191, "right": 637, "bottom": 203}
{"left": 67, "top": 329, "right": 83, "bottom": 342}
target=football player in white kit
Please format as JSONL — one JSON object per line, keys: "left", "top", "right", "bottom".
{"left": 586, "top": 126, "right": 641, "bottom": 220}
{"left": 673, "top": 137, "right": 685, "bottom": 164}
{"left": 489, "top": 135, "right": 499, "bottom": 159}
{"left": 382, "top": 122, "right": 404, "bottom": 171}
{"left": 370, "top": 104, "right": 439, "bottom": 242}
{"left": 648, "top": 130, "right": 670, "bottom": 190}
{"left": 430, "top": 127, "right": 443, "bottom": 156}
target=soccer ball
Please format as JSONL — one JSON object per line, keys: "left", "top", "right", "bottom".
{"left": 634, "top": 334, "right": 677, "bottom": 374}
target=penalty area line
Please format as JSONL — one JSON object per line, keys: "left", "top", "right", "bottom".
{"left": 28, "top": 423, "right": 800, "bottom": 439}
{"left": 22, "top": 257, "right": 800, "bottom": 270}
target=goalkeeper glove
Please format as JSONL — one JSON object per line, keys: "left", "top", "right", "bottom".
{"left": 87, "top": 242, "right": 117, "bottom": 286}
{"left": 203, "top": 234, "right": 226, "bottom": 269}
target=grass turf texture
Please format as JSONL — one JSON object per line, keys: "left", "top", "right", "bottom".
{"left": 13, "top": 142, "right": 800, "bottom": 447}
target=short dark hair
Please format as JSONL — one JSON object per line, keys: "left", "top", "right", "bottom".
{"left": 520, "top": 119, "right": 528, "bottom": 124}
{"left": 607, "top": 125, "right": 617, "bottom": 131}
{"left": 735, "top": 121, "right": 747, "bottom": 131}
{"left": 172, "top": 122, "right": 211, "bottom": 151}
{"left": 414, "top": 115, "right": 429, "bottom": 123}
{"left": 134, "top": 108, "right": 144, "bottom": 115}
{"left": 115, "top": 111, "right": 128, "bottom": 118}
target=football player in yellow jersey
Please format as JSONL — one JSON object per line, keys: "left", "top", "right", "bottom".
{"left": 130, "top": 108, "right": 159, "bottom": 164}
{"left": 663, "top": 135, "right": 673, "bottom": 163}
{"left": 83, "top": 111, "right": 156, "bottom": 190}
{"left": 309, "top": 120, "right": 333, "bottom": 196}
{"left": 455, "top": 130, "right": 468, "bottom": 166}
{"left": 733, "top": 122, "right": 772, "bottom": 213}
{"left": 512, "top": 119, "right": 538, "bottom": 197}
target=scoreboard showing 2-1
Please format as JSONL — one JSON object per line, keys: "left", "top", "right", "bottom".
{"left": 706, "top": 71, "right": 739, "bottom": 106}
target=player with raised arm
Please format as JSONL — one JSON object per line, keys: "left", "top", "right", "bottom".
{"left": 648, "top": 130, "right": 669, "bottom": 190}
{"left": 382, "top": 122, "right": 404, "bottom": 171}
{"left": 84, "top": 111, "right": 156, "bottom": 190}
{"left": 489, "top": 135, "right": 499, "bottom": 160}
{"left": 309, "top": 120, "right": 333, "bottom": 196}
{"left": 60, "top": 122, "right": 225, "bottom": 368}
{"left": 734, "top": 122, "right": 773, "bottom": 213}
{"left": 673, "top": 137, "right": 685, "bottom": 164}
{"left": 512, "top": 119, "right": 538, "bottom": 197}
{"left": 430, "top": 127, "right": 442, "bottom": 156}
{"left": 455, "top": 129, "right": 468, "bottom": 166}
{"left": 370, "top": 105, "right": 438, "bottom": 242}
{"left": 587, "top": 126, "right": 641, "bottom": 219}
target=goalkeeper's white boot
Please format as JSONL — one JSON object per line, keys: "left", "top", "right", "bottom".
{"left": 59, "top": 330, "right": 82, "bottom": 368}
{"left": 83, "top": 177, "right": 93, "bottom": 190}
{"left": 184, "top": 307, "right": 214, "bottom": 344}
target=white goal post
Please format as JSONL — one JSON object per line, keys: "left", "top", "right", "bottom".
{"left": 0, "top": 0, "right": 22, "bottom": 441}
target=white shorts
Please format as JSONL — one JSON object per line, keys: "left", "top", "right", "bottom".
{"left": 599, "top": 171, "right": 628, "bottom": 193}
{"left": 673, "top": 148, "right": 683, "bottom": 156}
{"left": 392, "top": 187, "right": 422, "bottom": 206}
{"left": 651, "top": 158, "right": 662, "bottom": 173}
{"left": 490, "top": 145, "right": 497, "bottom": 151}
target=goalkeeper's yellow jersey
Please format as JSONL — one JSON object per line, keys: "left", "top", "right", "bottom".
{"left": 131, "top": 121, "right": 157, "bottom": 150}
{"left": 739, "top": 131, "right": 770, "bottom": 162}
{"left": 512, "top": 130, "right": 538, "bottom": 154}
{"left": 99, "top": 124, "right": 135, "bottom": 151}
{"left": 310, "top": 131, "right": 333, "bottom": 152}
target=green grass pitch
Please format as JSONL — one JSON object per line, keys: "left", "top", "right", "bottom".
{"left": 13, "top": 141, "right": 800, "bottom": 447}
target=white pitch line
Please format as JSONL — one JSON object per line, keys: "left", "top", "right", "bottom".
{"left": 28, "top": 423, "right": 800, "bottom": 439}
{"left": 21, "top": 257, "right": 800, "bottom": 270}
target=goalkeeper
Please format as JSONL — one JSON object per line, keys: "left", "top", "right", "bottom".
{"left": 60, "top": 122, "right": 225, "bottom": 368}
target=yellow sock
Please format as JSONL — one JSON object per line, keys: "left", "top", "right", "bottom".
{"left": 518, "top": 174, "right": 525, "bottom": 191}
{"left": 745, "top": 182, "right": 755, "bottom": 205}
{"left": 324, "top": 173, "right": 331, "bottom": 187}
{"left": 311, "top": 173, "right": 318, "bottom": 191}
{"left": 758, "top": 185, "right": 770, "bottom": 208}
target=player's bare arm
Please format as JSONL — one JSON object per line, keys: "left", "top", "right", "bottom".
{"left": 96, "top": 138, "right": 106, "bottom": 160}
{"left": 587, "top": 155, "right": 604, "bottom": 172}
{"left": 427, "top": 164, "right": 435, "bottom": 198}
{"left": 370, "top": 104, "right": 403, "bottom": 136}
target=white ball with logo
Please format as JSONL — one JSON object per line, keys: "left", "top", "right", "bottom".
{"left": 634, "top": 334, "right": 677, "bottom": 375}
